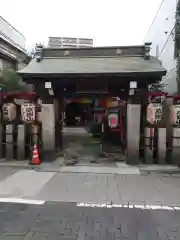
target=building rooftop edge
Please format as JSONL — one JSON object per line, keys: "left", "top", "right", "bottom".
{"left": 44, "top": 44, "right": 146, "bottom": 51}
{"left": 0, "top": 15, "right": 25, "bottom": 39}
{"left": 0, "top": 31, "right": 27, "bottom": 54}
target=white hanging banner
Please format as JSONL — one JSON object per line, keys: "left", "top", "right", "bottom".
{"left": 2, "top": 103, "right": 16, "bottom": 121}
{"left": 170, "top": 105, "right": 180, "bottom": 125}
{"left": 147, "top": 103, "right": 163, "bottom": 124}
{"left": 21, "top": 103, "right": 35, "bottom": 123}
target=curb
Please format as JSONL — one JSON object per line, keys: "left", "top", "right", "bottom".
{"left": 0, "top": 163, "right": 40, "bottom": 169}
{"left": 140, "top": 169, "right": 180, "bottom": 175}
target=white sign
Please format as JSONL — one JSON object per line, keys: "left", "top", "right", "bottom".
{"left": 45, "top": 82, "right": 51, "bottom": 89}
{"left": 171, "top": 105, "right": 180, "bottom": 125}
{"left": 21, "top": 103, "right": 35, "bottom": 123}
{"left": 147, "top": 103, "right": 163, "bottom": 124}
{"left": 2, "top": 103, "right": 16, "bottom": 121}
{"left": 130, "top": 81, "right": 137, "bottom": 89}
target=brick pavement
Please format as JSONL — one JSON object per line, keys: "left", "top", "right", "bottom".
{"left": 0, "top": 202, "right": 180, "bottom": 239}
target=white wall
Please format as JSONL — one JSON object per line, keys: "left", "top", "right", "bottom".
{"left": 144, "top": 0, "right": 177, "bottom": 94}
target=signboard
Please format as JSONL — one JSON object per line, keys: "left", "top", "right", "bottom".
{"left": 130, "top": 81, "right": 137, "bottom": 89}
{"left": 147, "top": 103, "right": 163, "bottom": 124}
{"left": 108, "top": 114, "right": 118, "bottom": 128}
{"left": 21, "top": 103, "right": 35, "bottom": 123}
{"left": 76, "top": 84, "right": 108, "bottom": 94}
{"left": 45, "top": 82, "right": 51, "bottom": 89}
{"left": 170, "top": 105, "right": 180, "bottom": 125}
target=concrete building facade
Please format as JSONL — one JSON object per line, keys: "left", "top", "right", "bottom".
{"left": 48, "top": 37, "right": 93, "bottom": 48}
{"left": 0, "top": 16, "right": 29, "bottom": 73}
{"left": 144, "top": 0, "right": 178, "bottom": 94}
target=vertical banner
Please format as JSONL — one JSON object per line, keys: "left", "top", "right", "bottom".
{"left": 147, "top": 103, "right": 163, "bottom": 124}
{"left": 170, "top": 105, "right": 180, "bottom": 125}
{"left": 21, "top": 103, "right": 35, "bottom": 123}
{"left": 2, "top": 103, "right": 16, "bottom": 121}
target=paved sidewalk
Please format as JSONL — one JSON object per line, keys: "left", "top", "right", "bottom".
{"left": 0, "top": 167, "right": 180, "bottom": 207}
{"left": 36, "top": 173, "right": 180, "bottom": 206}
{"left": 1, "top": 202, "right": 180, "bottom": 239}
{"left": 0, "top": 168, "right": 180, "bottom": 239}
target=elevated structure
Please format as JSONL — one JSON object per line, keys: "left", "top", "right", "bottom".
{"left": 48, "top": 37, "right": 93, "bottom": 48}
{"left": 0, "top": 16, "right": 29, "bottom": 72}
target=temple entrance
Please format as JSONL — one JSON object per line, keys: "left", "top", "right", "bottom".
{"left": 18, "top": 44, "right": 167, "bottom": 165}
{"left": 62, "top": 96, "right": 126, "bottom": 166}
{"left": 65, "top": 101, "right": 93, "bottom": 126}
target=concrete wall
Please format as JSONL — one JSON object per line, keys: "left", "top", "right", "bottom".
{"left": 144, "top": 0, "right": 178, "bottom": 94}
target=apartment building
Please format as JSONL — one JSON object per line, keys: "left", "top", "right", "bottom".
{"left": 48, "top": 37, "right": 93, "bottom": 48}
{"left": 0, "top": 16, "right": 28, "bottom": 72}
{"left": 144, "top": 0, "right": 178, "bottom": 94}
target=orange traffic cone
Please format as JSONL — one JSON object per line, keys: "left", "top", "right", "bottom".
{"left": 30, "top": 144, "right": 40, "bottom": 165}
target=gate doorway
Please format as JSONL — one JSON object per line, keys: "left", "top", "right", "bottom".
{"left": 61, "top": 96, "right": 126, "bottom": 166}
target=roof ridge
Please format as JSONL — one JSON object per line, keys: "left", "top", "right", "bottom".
{"left": 42, "top": 55, "right": 144, "bottom": 59}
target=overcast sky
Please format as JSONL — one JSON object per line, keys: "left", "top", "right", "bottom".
{"left": 1, "top": 0, "right": 162, "bottom": 51}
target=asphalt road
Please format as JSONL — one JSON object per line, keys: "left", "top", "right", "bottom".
{"left": 0, "top": 201, "right": 180, "bottom": 240}
{"left": 0, "top": 167, "right": 180, "bottom": 239}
